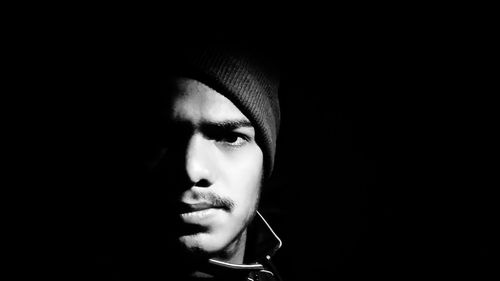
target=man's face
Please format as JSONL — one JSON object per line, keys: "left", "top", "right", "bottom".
{"left": 155, "top": 77, "right": 263, "bottom": 259}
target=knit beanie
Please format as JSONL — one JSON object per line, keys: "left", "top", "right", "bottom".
{"left": 167, "top": 44, "right": 280, "bottom": 178}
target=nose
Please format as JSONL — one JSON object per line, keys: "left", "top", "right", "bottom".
{"left": 185, "top": 134, "right": 214, "bottom": 187}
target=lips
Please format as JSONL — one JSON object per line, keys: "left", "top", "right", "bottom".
{"left": 178, "top": 202, "right": 216, "bottom": 212}
{"left": 178, "top": 202, "right": 223, "bottom": 223}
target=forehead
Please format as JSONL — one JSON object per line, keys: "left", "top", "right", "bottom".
{"left": 166, "top": 77, "right": 250, "bottom": 123}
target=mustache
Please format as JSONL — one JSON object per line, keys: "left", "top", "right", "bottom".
{"left": 182, "top": 192, "right": 235, "bottom": 211}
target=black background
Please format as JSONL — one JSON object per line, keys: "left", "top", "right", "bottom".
{"left": 7, "top": 8, "right": 495, "bottom": 280}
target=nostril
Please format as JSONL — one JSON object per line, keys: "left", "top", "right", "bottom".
{"left": 195, "top": 179, "right": 211, "bottom": 188}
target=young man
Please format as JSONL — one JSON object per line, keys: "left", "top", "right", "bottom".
{"left": 127, "top": 43, "right": 283, "bottom": 280}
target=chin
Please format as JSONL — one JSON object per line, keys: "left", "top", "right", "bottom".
{"left": 179, "top": 232, "right": 227, "bottom": 255}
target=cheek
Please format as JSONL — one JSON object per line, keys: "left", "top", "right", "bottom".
{"left": 221, "top": 148, "right": 263, "bottom": 208}
{"left": 232, "top": 172, "right": 261, "bottom": 210}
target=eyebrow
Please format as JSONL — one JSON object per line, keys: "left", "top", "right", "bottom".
{"left": 200, "top": 119, "right": 253, "bottom": 131}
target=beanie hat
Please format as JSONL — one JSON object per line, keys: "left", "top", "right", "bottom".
{"left": 167, "top": 45, "right": 280, "bottom": 178}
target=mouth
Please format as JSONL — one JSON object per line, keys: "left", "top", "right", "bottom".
{"left": 178, "top": 202, "right": 224, "bottom": 224}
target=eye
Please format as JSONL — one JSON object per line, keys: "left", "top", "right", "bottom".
{"left": 216, "top": 132, "right": 249, "bottom": 147}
